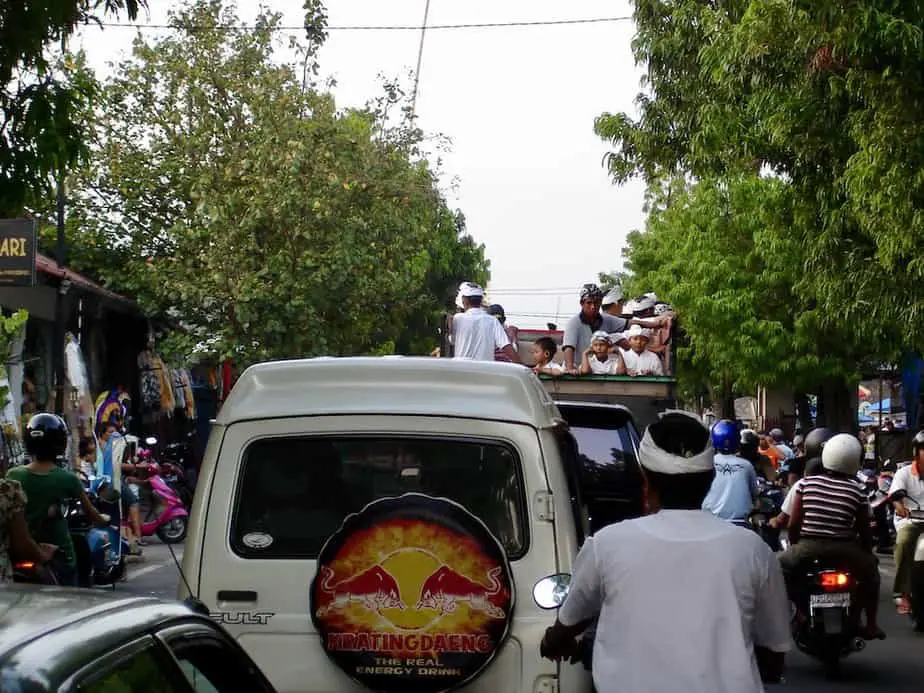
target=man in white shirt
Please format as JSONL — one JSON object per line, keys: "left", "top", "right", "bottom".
{"left": 621, "top": 324, "right": 664, "bottom": 376}
{"left": 450, "top": 282, "right": 521, "bottom": 363}
{"left": 891, "top": 431, "right": 924, "bottom": 613}
{"left": 540, "top": 410, "right": 791, "bottom": 693}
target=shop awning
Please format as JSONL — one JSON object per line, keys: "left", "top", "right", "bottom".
{"left": 36, "top": 253, "right": 136, "bottom": 309}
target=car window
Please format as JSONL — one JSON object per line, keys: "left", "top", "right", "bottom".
{"left": 79, "top": 643, "right": 183, "bottom": 693}
{"left": 171, "top": 638, "right": 271, "bottom": 693}
{"left": 556, "top": 406, "right": 644, "bottom": 532}
{"left": 231, "top": 436, "right": 527, "bottom": 559}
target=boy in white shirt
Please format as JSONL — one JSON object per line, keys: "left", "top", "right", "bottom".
{"left": 532, "top": 336, "right": 565, "bottom": 376}
{"left": 580, "top": 331, "right": 625, "bottom": 375}
{"left": 621, "top": 324, "right": 664, "bottom": 376}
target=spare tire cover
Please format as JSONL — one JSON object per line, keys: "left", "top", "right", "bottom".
{"left": 310, "top": 493, "right": 515, "bottom": 693}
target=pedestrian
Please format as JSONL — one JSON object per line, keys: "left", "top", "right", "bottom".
{"left": 540, "top": 410, "right": 790, "bottom": 692}
{"left": 450, "top": 282, "right": 521, "bottom": 363}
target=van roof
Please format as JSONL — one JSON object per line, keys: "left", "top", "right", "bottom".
{"left": 216, "top": 357, "right": 564, "bottom": 428}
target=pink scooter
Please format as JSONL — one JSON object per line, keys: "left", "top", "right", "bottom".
{"left": 127, "top": 460, "right": 189, "bottom": 544}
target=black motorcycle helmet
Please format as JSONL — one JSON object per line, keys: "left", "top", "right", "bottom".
{"left": 25, "top": 412, "right": 69, "bottom": 461}
{"left": 803, "top": 427, "right": 836, "bottom": 460}
{"left": 487, "top": 304, "right": 506, "bottom": 323}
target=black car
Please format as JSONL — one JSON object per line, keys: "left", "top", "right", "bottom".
{"left": 555, "top": 401, "right": 645, "bottom": 536}
{"left": 0, "top": 586, "right": 277, "bottom": 692}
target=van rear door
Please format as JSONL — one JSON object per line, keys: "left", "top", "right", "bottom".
{"left": 193, "top": 415, "right": 566, "bottom": 693}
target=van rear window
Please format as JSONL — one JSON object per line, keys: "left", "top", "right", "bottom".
{"left": 230, "top": 436, "right": 527, "bottom": 559}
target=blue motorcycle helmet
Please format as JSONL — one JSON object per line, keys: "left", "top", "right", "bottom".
{"left": 710, "top": 419, "right": 740, "bottom": 454}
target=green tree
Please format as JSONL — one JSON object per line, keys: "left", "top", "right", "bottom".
{"left": 67, "top": 0, "right": 487, "bottom": 364}
{"left": 0, "top": 2, "right": 146, "bottom": 215}
{"left": 595, "top": 1, "right": 924, "bottom": 428}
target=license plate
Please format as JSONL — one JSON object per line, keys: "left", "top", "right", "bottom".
{"left": 810, "top": 592, "right": 850, "bottom": 608}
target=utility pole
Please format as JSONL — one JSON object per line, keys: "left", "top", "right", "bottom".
{"left": 52, "top": 172, "right": 67, "bottom": 415}
{"left": 410, "top": 0, "right": 432, "bottom": 118}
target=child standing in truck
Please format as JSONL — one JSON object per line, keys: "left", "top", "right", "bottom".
{"left": 580, "top": 331, "right": 625, "bottom": 375}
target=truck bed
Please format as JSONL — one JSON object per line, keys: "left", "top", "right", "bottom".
{"left": 539, "top": 374, "right": 677, "bottom": 431}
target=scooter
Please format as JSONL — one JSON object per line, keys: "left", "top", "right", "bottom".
{"left": 73, "top": 474, "right": 129, "bottom": 586}
{"left": 887, "top": 488, "right": 924, "bottom": 632}
{"left": 748, "top": 479, "right": 785, "bottom": 551}
{"left": 789, "top": 558, "right": 871, "bottom": 678}
{"left": 127, "top": 460, "right": 189, "bottom": 544}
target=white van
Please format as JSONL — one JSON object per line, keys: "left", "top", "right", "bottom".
{"left": 180, "top": 357, "right": 592, "bottom": 693}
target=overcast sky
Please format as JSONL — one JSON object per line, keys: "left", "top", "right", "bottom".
{"left": 74, "top": 0, "right": 646, "bottom": 329}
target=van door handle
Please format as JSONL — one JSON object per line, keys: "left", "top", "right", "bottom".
{"left": 217, "top": 590, "right": 258, "bottom": 602}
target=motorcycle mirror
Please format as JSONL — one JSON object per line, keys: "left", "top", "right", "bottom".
{"left": 533, "top": 573, "right": 572, "bottom": 609}
{"left": 888, "top": 488, "right": 908, "bottom": 502}
{"left": 145, "top": 436, "right": 158, "bottom": 446}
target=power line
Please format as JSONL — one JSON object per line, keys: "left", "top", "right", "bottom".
{"left": 92, "top": 16, "right": 633, "bottom": 32}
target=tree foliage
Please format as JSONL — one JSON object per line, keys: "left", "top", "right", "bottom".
{"left": 0, "top": 2, "right": 146, "bottom": 215}
{"left": 66, "top": 0, "right": 487, "bottom": 364}
{"left": 595, "top": 1, "right": 924, "bottom": 424}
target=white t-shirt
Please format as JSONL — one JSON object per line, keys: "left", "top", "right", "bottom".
{"left": 621, "top": 348, "right": 664, "bottom": 376}
{"left": 535, "top": 360, "right": 564, "bottom": 373}
{"left": 451, "top": 308, "right": 510, "bottom": 361}
{"left": 891, "top": 463, "right": 924, "bottom": 532}
{"left": 558, "top": 510, "right": 791, "bottom": 693}
{"left": 587, "top": 355, "right": 620, "bottom": 375}
{"left": 780, "top": 479, "right": 803, "bottom": 516}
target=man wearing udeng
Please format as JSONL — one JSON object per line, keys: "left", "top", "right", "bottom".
{"left": 540, "top": 411, "right": 790, "bottom": 692}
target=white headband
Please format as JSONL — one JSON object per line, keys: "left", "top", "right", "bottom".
{"left": 639, "top": 411, "right": 715, "bottom": 475}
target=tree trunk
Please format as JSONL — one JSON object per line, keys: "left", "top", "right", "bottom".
{"left": 815, "top": 379, "right": 858, "bottom": 433}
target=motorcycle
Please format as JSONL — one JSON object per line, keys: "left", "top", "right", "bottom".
{"left": 887, "top": 489, "right": 924, "bottom": 632}
{"left": 858, "top": 468, "right": 896, "bottom": 552}
{"left": 72, "top": 474, "right": 129, "bottom": 586}
{"left": 126, "top": 458, "right": 189, "bottom": 544}
{"left": 13, "top": 545, "right": 66, "bottom": 585}
{"left": 789, "top": 557, "right": 872, "bottom": 677}
{"left": 160, "top": 430, "right": 199, "bottom": 492}
{"left": 748, "top": 479, "right": 785, "bottom": 551}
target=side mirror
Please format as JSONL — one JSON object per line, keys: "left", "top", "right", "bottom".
{"left": 145, "top": 436, "right": 158, "bottom": 446}
{"left": 888, "top": 489, "right": 908, "bottom": 503}
{"left": 533, "top": 573, "right": 572, "bottom": 609}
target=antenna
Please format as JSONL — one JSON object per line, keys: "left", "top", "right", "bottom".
{"left": 167, "top": 540, "right": 208, "bottom": 616}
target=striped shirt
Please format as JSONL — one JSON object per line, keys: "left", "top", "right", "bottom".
{"left": 797, "top": 475, "right": 868, "bottom": 539}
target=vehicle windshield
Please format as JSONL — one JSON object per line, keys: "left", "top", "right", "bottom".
{"left": 559, "top": 407, "right": 644, "bottom": 533}
{"left": 230, "top": 435, "right": 526, "bottom": 559}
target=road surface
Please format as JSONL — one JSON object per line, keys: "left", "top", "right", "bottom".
{"left": 120, "top": 543, "right": 923, "bottom": 689}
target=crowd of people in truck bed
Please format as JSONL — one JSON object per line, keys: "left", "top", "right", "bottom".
{"left": 445, "top": 281, "right": 675, "bottom": 377}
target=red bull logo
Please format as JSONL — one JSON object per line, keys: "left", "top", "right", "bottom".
{"left": 416, "top": 565, "right": 505, "bottom": 619}
{"left": 315, "top": 565, "right": 405, "bottom": 617}
{"left": 310, "top": 493, "right": 515, "bottom": 693}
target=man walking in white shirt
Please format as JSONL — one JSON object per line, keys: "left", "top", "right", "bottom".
{"left": 450, "top": 282, "right": 521, "bottom": 363}
{"left": 540, "top": 410, "right": 791, "bottom": 693}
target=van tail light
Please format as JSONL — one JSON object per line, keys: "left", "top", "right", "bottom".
{"left": 819, "top": 571, "right": 850, "bottom": 590}
{"left": 14, "top": 561, "right": 35, "bottom": 570}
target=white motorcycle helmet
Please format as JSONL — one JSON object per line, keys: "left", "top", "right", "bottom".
{"left": 821, "top": 433, "right": 863, "bottom": 476}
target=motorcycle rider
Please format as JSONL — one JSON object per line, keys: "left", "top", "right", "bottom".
{"left": 890, "top": 430, "right": 924, "bottom": 615}
{"left": 778, "top": 433, "right": 885, "bottom": 640}
{"left": 770, "top": 427, "right": 834, "bottom": 531}
{"left": 539, "top": 410, "right": 790, "bottom": 692}
{"left": 6, "top": 413, "right": 110, "bottom": 586}
{"left": 739, "top": 429, "right": 776, "bottom": 481}
{"left": 702, "top": 420, "right": 758, "bottom": 527}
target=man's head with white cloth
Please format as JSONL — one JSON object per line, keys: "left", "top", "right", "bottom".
{"left": 639, "top": 410, "right": 717, "bottom": 512}
{"left": 455, "top": 281, "right": 485, "bottom": 311}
